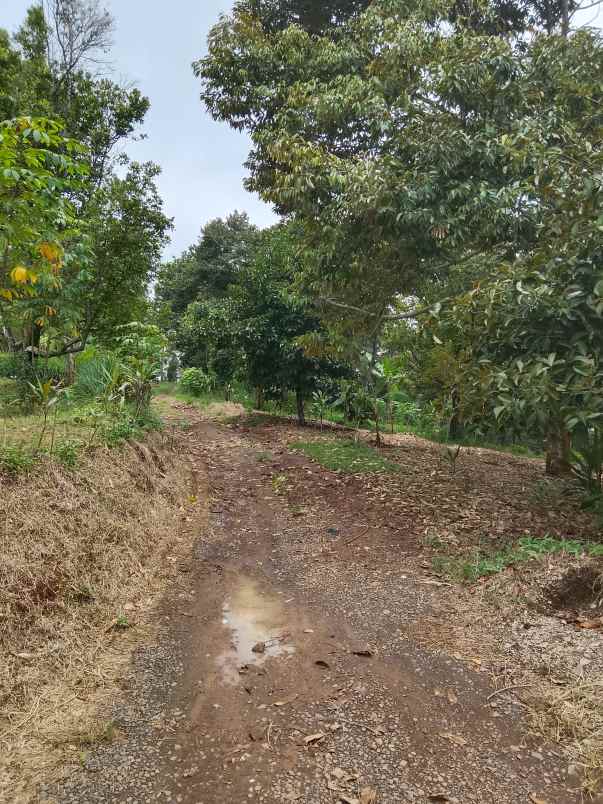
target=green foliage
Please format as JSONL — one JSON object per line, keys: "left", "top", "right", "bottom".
{"left": 198, "top": 1, "right": 599, "bottom": 312}
{"left": 53, "top": 439, "right": 80, "bottom": 468}
{"left": 432, "top": 535, "right": 603, "bottom": 583}
{"left": 0, "top": 353, "right": 16, "bottom": 377}
{"left": 167, "top": 222, "right": 350, "bottom": 424}
{"left": 102, "top": 413, "right": 136, "bottom": 445}
{"left": 0, "top": 442, "right": 35, "bottom": 475}
{"left": 311, "top": 389, "right": 330, "bottom": 428}
{"left": 291, "top": 437, "right": 399, "bottom": 474}
{"left": 335, "top": 380, "right": 373, "bottom": 426}
{"left": 4, "top": 354, "right": 66, "bottom": 409}
{"left": 0, "top": 116, "right": 88, "bottom": 306}
{"left": 1, "top": 4, "right": 170, "bottom": 362}
{"left": 114, "top": 323, "right": 167, "bottom": 415}
{"left": 198, "top": 0, "right": 602, "bottom": 472}
{"left": 70, "top": 351, "right": 122, "bottom": 402}
{"left": 571, "top": 428, "right": 603, "bottom": 493}
{"left": 179, "top": 367, "right": 212, "bottom": 396}
{"left": 156, "top": 211, "right": 260, "bottom": 331}
{"left": 0, "top": 352, "right": 64, "bottom": 380}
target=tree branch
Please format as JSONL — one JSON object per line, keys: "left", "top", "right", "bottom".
{"left": 318, "top": 297, "right": 446, "bottom": 321}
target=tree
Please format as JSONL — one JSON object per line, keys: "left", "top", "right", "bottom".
{"left": 1, "top": 3, "right": 169, "bottom": 360}
{"left": 171, "top": 224, "right": 349, "bottom": 423}
{"left": 197, "top": 0, "right": 601, "bottom": 310}
{"left": 43, "top": 0, "right": 114, "bottom": 85}
{"left": 155, "top": 211, "right": 260, "bottom": 328}
{"left": 233, "top": 225, "right": 350, "bottom": 423}
{"left": 48, "top": 161, "right": 172, "bottom": 352}
{"left": 425, "top": 97, "right": 603, "bottom": 474}
{"left": 0, "top": 116, "right": 88, "bottom": 353}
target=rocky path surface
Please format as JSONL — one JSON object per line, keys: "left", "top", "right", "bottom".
{"left": 47, "top": 409, "right": 583, "bottom": 804}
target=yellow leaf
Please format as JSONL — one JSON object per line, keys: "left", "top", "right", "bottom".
{"left": 45, "top": 306, "right": 56, "bottom": 316}
{"left": 11, "top": 266, "right": 29, "bottom": 284}
{"left": 38, "top": 241, "right": 62, "bottom": 264}
{"left": 0, "top": 288, "right": 13, "bottom": 300}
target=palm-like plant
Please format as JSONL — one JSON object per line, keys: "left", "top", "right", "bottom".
{"left": 311, "top": 390, "right": 329, "bottom": 430}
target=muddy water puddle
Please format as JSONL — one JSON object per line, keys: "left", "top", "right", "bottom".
{"left": 217, "top": 577, "right": 294, "bottom": 684}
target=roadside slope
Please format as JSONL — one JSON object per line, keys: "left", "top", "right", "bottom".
{"left": 1, "top": 433, "right": 204, "bottom": 804}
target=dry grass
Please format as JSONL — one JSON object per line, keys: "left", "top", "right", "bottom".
{"left": 0, "top": 433, "right": 205, "bottom": 803}
{"left": 0, "top": 406, "right": 93, "bottom": 449}
{"left": 530, "top": 676, "right": 603, "bottom": 796}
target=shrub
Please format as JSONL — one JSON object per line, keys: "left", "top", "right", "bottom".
{"left": 102, "top": 407, "right": 163, "bottom": 447}
{"left": 0, "top": 353, "right": 18, "bottom": 378}
{"left": 179, "top": 367, "right": 211, "bottom": 396}
{"left": 53, "top": 440, "right": 81, "bottom": 468}
{"left": 0, "top": 444, "right": 35, "bottom": 475}
{"left": 3, "top": 354, "right": 66, "bottom": 408}
{"left": 71, "top": 352, "right": 122, "bottom": 402}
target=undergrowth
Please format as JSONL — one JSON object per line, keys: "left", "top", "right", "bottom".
{"left": 431, "top": 535, "right": 603, "bottom": 583}
{"left": 0, "top": 407, "right": 163, "bottom": 476}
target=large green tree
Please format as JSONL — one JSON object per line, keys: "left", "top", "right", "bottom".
{"left": 155, "top": 211, "right": 260, "bottom": 329}
{"left": 174, "top": 224, "right": 349, "bottom": 423}
{"left": 0, "top": 1, "right": 171, "bottom": 358}
{"left": 198, "top": 0, "right": 599, "bottom": 309}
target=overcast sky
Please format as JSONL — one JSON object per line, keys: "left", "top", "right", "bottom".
{"left": 2, "top": 2, "right": 601, "bottom": 258}
{"left": 2, "top": 1, "right": 279, "bottom": 257}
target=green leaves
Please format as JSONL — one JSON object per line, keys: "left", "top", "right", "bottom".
{"left": 0, "top": 116, "right": 89, "bottom": 307}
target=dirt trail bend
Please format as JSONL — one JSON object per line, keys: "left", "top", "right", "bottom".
{"left": 48, "top": 409, "right": 581, "bottom": 804}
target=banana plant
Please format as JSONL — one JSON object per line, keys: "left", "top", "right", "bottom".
{"left": 311, "top": 389, "right": 330, "bottom": 430}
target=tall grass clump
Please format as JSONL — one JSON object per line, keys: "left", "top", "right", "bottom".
{"left": 71, "top": 351, "right": 122, "bottom": 402}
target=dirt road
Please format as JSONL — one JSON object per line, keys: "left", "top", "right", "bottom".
{"left": 47, "top": 409, "right": 589, "bottom": 804}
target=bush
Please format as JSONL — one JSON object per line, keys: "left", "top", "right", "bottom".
{"left": 102, "top": 414, "right": 136, "bottom": 446}
{"left": 0, "top": 353, "right": 18, "bottom": 378}
{"left": 1, "top": 354, "right": 66, "bottom": 408}
{"left": 71, "top": 351, "right": 122, "bottom": 402}
{"left": 0, "top": 444, "right": 35, "bottom": 475}
{"left": 53, "top": 440, "right": 81, "bottom": 469}
{"left": 102, "top": 407, "right": 163, "bottom": 447}
{"left": 179, "top": 367, "right": 212, "bottom": 396}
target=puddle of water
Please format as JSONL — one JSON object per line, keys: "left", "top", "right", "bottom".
{"left": 217, "top": 577, "right": 294, "bottom": 685}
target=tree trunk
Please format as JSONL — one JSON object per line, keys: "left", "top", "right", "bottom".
{"left": 448, "top": 387, "right": 462, "bottom": 440}
{"left": 560, "top": 0, "right": 570, "bottom": 37}
{"left": 546, "top": 421, "right": 572, "bottom": 476}
{"left": 295, "top": 389, "right": 306, "bottom": 426}
{"left": 255, "top": 387, "right": 264, "bottom": 410}
{"left": 65, "top": 352, "right": 76, "bottom": 386}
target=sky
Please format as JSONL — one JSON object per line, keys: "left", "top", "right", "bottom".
{"left": 2, "top": 2, "right": 601, "bottom": 259}
{"left": 2, "top": 1, "right": 279, "bottom": 257}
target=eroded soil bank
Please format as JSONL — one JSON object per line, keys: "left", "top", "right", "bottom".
{"left": 37, "top": 400, "right": 603, "bottom": 804}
